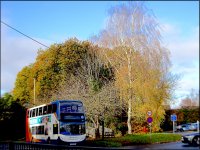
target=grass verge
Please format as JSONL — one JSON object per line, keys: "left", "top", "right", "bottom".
{"left": 86, "top": 133, "right": 182, "bottom": 147}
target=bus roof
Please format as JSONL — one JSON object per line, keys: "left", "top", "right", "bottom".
{"left": 28, "top": 104, "right": 47, "bottom": 110}
{"left": 28, "top": 100, "right": 83, "bottom": 110}
{"left": 51, "top": 100, "right": 83, "bottom": 104}
{"left": 52, "top": 100, "right": 82, "bottom": 103}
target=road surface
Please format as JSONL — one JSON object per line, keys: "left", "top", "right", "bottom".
{"left": 119, "top": 141, "right": 199, "bottom": 149}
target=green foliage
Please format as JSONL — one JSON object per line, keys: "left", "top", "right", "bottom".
{"left": 0, "top": 93, "right": 14, "bottom": 120}
{"left": 0, "top": 93, "right": 13, "bottom": 108}
{"left": 161, "top": 108, "right": 200, "bottom": 131}
{"left": 109, "top": 133, "right": 181, "bottom": 145}
{"left": 0, "top": 93, "right": 26, "bottom": 140}
{"left": 179, "top": 108, "right": 199, "bottom": 124}
{"left": 88, "top": 79, "right": 102, "bottom": 92}
{"left": 85, "top": 139, "right": 122, "bottom": 147}
{"left": 33, "top": 39, "right": 88, "bottom": 100}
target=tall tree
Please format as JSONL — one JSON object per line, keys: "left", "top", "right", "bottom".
{"left": 33, "top": 39, "right": 88, "bottom": 100}
{"left": 13, "top": 65, "right": 34, "bottom": 104}
{"left": 13, "top": 38, "right": 89, "bottom": 104}
{"left": 92, "top": 2, "right": 176, "bottom": 133}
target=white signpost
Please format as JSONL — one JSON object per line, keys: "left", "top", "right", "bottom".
{"left": 147, "top": 110, "right": 152, "bottom": 116}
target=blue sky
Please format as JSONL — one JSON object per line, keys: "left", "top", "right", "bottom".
{"left": 1, "top": 1, "right": 199, "bottom": 107}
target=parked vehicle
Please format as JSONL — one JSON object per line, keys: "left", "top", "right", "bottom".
{"left": 176, "top": 123, "right": 191, "bottom": 132}
{"left": 176, "top": 122, "right": 199, "bottom": 132}
{"left": 189, "top": 123, "right": 198, "bottom": 131}
{"left": 181, "top": 132, "right": 200, "bottom": 146}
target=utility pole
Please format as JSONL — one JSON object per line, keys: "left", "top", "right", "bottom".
{"left": 34, "top": 78, "right": 36, "bottom": 105}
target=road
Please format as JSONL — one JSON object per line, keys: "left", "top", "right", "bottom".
{"left": 118, "top": 141, "right": 199, "bottom": 149}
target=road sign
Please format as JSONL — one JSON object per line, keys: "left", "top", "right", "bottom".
{"left": 147, "top": 117, "right": 153, "bottom": 123}
{"left": 170, "top": 114, "right": 177, "bottom": 121}
{"left": 147, "top": 110, "right": 152, "bottom": 116}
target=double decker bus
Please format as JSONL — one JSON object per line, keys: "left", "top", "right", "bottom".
{"left": 26, "top": 100, "right": 86, "bottom": 145}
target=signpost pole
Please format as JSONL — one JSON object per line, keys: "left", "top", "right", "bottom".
{"left": 147, "top": 111, "right": 153, "bottom": 144}
{"left": 171, "top": 114, "right": 177, "bottom": 133}
{"left": 150, "top": 123, "right": 152, "bottom": 143}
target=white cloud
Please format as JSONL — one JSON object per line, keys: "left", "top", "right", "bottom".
{"left": 1, "top": 25, "right": 52, "bottom": 95}
{"left": 169, "top": 34, "right": 198, "bottom": 65}
{"left": 161, "top": 23, "right": 199, "bottom": 106}
{"left": 161, "top": 23, "right": 181, "bottom": 39}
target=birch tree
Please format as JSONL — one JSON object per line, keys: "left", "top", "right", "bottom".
{"left": 92, "top": 2, "right": 175, "bottom": 133}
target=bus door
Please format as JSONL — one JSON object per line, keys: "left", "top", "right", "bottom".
{"left": 48, "top": 123, "right": 58, "bottom": 140}
{"left": 53, "top": 123, "right": 58, "bottom": 135}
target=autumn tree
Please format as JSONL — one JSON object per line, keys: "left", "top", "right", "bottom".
{"left": 13, "top": 65, "right": 34, "bottom": 104}
{"left": 13, "top": 38, "right": 91, "bottom": 105}
{"left": 51, "top": 43, "right": 117, "bottom": 138}
{"left": 92, "top": 2, "right": 176, "bottom": 133}
{"left": 32, "top": 38, "right": 88, "bottom": 102}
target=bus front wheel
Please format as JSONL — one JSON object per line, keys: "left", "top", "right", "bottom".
{"left": 31, "top": 137, "right": 34, "bottom": 143}
{"left": 47, "top": 137, "right": 51, "bottom": 144}
{"left": 57, "top": 137, "right": 61, "bottom": 145}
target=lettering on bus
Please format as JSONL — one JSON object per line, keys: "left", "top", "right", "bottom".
{"left": 60, "top": 102, "right": 83, "bottom": 113}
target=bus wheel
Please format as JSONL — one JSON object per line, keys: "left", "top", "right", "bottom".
{"left": 57, "top": 137, "right": 61, "bottom": 145}
{"left": 47, "top": 137, "right": 51, "bottom": 144}
{"left": 31, "top": 138, "right": 34, "bottom": 143}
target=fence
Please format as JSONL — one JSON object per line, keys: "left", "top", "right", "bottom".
{"left": 0, "top": 141, "right": 117, "bottom": 150}
{"left": 104, "top": 132, "right": 115, "bottom": 138}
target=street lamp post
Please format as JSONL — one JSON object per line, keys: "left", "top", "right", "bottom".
{"left": 34, "top": 78, "right": 36, "bottom": 105}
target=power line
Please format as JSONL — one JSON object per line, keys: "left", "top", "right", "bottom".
{"left": 1, "top": 20, "right": 49, "bottom": 48}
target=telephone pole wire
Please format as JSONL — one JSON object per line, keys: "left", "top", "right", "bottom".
{"left": 1, "top": 20, "right": 49, "bottom": 48}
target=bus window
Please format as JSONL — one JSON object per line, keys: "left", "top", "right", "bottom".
{"left": 39, "top": 107, "right": 42, "bottom": 116}
{"left": 41, "top": 126, "right": 44, "bottom": 134}
{"left": 36, "top": 126, "right": 44, "bottom": 134}
{"left": 47, "top": 105, "right": 52, "bottom": 114}
{"left": 32, "top": 109, "right": 35, "bottom": 117}
{"left": 29, "top": 110, "right": 32, "bottom": 118}
{"left": 27, "top": 110, "right": 30, "bottom": 118}
{"left": 35, "top": 108, "right": 38, "bottom": 116}
{"left": 52, "top": 104, "right": 57, "bottom": 113}
{"left": 43, "top": 106, "right": 47, "bottom": 115}
{"left": 32, "top": 126, "right": 36, "bottom": 135}
{"left": 29, "top": 110, "right": 31, "bottom": 117}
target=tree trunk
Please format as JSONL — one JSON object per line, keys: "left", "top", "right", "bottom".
{"left": 95, "top": 115, "right": 100, "bottom": 139}
{"left": 127, "top": 99, "right": 132, "bottom": 134}
{"left": 127, "top": 49, "right": 132, "bottom": 134}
